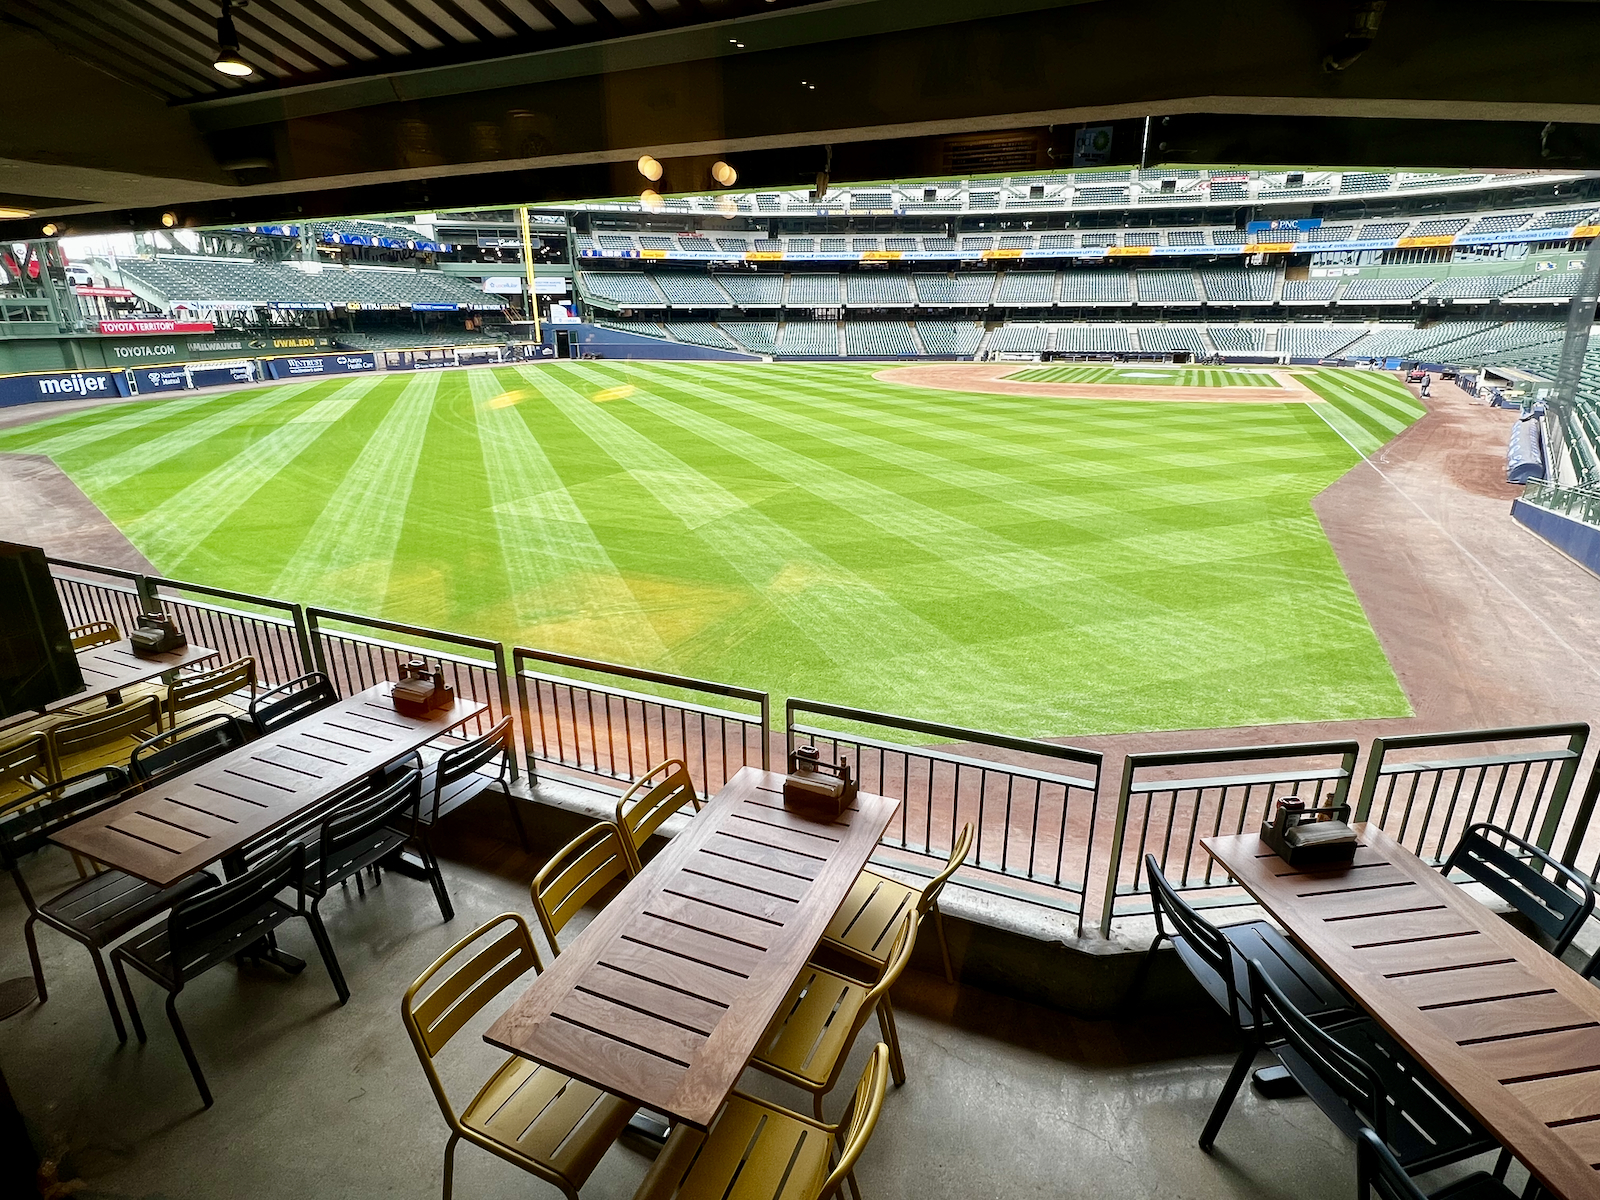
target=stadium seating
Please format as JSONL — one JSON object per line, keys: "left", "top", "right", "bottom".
{"left": 986, "top": 324, "right": 1048, "bottom": 353}
{"left": 1207, "top": 326, "right": 1265, "bottom": 352}
{"left": 595, "top": 318, "right": 666, "bottom": 338}
{"left": 1167, "top": 230, "right": 1206, "bottom": 246}
{"left": 788, "top": 275, "right": 842, "bottom": 305}
{"left": 1465, "top": 213, "right": 1530, "bottom": 234}
{"left": 1058, "top": 271, "right": 1131, "bottom": 303}
{"left": 1124, "top": 232, "right": 1162, "bottom": 247}
{"left": 1526, "top": 207, "right": 1598, "bottom": 230}
{"left": 1339, "top": 172, "right": 1392, "bottom": 194}
{"left": 1505, "top": 273, "right": 1584, "bottom": 299}
{"left": 1210, "top": 230, "right": 1248, "bottom": 245}
{"left": 776, "top": 321, "right": 840, "bottom": 356}
{"left": 1199, "top": 269, "right": 1274, "bottom": 303}
{"left": 1277, "top": 325, "right": 1369, "bottom": 358}
{"left": 655, "top": 274, "right": 731, "bottom": 306}
{"left": 1341, "top": 320, "right": 1496, "bottom": 359}
{"left": 1357, "top": 222, "right": 1412, "bottom": 240}
{"left": 1313, "top": 225, "right": 1354, "bottom": 241}
{"left": 1134, "top": 271, "right": 1199, "bottom": 304}
{"left": 915, "top": 321, "right": 983, "bottom": 356}
{"left": 1281, "top": 278, "right": 1341, "bottom": 302}
{"left": 334, "top": 327, "right": 503, "bottom": 350}
{"left": 1052, "top": 325, "right": 1132, "bottom": 353}
{"left": 1408, "top": 218, "right": 1470, "bottom": 237}
{"left": 845, "top": 274, "right": 915, "bottom": 306}
{"left": 116, "top": 256, "right": 490, "bottom": 310}
{"left": 666, "top": 322, "right": 740, "bottom": 350}
{"left": 1424, "top": 275, "right": 1534, "bottom": 300}
{"left": 994, "top": 272, "right": 1058, "bottom": 305}
{"left": 714, "top": 274, "right": 784, "bottom": 307}
{"left": 581, "top": 271, "right": 667, "bottom": 306}
{"left": 1135, "top": 326, "right": 1207, "bottom": 354}
{"left": 912, "top": 274, "right": 996, "bottom": 305}
{"left": 638, "top": 235, "right": 676, "bottom": 251}
{"left": 844, "top": 323, "right": 919, "bottom": 356}
{"left": 1339, "top": 277, "right": 1431, "bottom": 302}
{"left": 721, "top": 322, "right": 779, "bottom": 354}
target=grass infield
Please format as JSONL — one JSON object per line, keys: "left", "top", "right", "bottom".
{"left": 1006, "top": 365, "right": 1280, "bottom": 387}
{"left": 0, "top": 362, "right": 1425, "bottom": 736}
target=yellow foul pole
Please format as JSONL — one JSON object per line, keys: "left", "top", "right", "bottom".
{"left": 518, "top": 205, "right": 542, "bottom": 346}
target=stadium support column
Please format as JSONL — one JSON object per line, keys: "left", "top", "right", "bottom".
{"left": 519, "top": 206, "right": 542, "bottom": 346}
{"left": 1547, "top": 234, "right": 1600, "bottom": 487}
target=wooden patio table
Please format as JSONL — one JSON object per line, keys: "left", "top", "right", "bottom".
{"left": 1203, "top": 823, "right": 1600, "bottom": 1200}
{"left": 0, "top": 639, "right": 219, "bottom": 734}
{"left": 50, "top": 683, "right": 485, "bottom": 889}
{"left": 485, "top": 765, "right": 900, "bottom": 1130}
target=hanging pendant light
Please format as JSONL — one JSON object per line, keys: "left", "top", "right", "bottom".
{"left": 214, "top": 1, "right": 255, "bottom": 77}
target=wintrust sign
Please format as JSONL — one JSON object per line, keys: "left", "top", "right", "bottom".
{"left": 98, "top": 319, "right": 214, "bottom": 335}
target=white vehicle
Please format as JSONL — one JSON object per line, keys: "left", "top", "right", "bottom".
{"left": 64, "top": 263, "right": 93, "bottom": 287}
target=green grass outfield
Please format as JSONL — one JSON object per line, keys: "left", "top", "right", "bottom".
{"left": 0, "top": 362, "right": 1425, "bottom": 737}
{"left": 1006, "top": 365, "right": 1280, "bottom": 387}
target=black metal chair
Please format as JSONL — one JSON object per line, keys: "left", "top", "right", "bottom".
{"left": 248, "top": 671, "right": 338, "bottom": 736}
{"left": 1248, "top": 959, "right": 1502, "bottom": 1178}
{"left": 304, "top": 765, "right": 453, "bottom": 959}
{"left": 1356, "top": 1129, "right": 1518, "bottom": 1200}
{"left": 111, "top": 842, "right": 347, "bottom": 1107}
{"left": 418, "top": 717, "right": 527, "bottom": 861}
{"left": 0, "top": 768, "right": 217, "bottom": 1043}
{"left": 1441, "top": 824, "right": 1594, "bottom": 959}
{"left": 129, "top": 712, "right": 253, "bottom": 788}
{"left": 1144, "top": 855, "right": 1355, "bottom": 1150}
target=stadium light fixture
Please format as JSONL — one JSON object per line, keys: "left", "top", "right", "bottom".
{"left": 214, "top": 1, "right": 255, "bottom": 77}
{"left": 0, "top": 206, "right": 35, "bottom": 220}
{"left": 712, "top": 161, "right": 737, "bottom": 187}
{"left": 161, "top": 211, "right": 178, "bottom": 228}
{"left": 40, "top": 223, "right": 59, "bottom": 237}
{"left": 637, "top": 155, "right": 663, "bottom": 182}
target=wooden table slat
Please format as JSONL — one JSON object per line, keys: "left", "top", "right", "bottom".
{"left": 1203, "top": 825, "right": 1600, "bottom": 1199}
{"left": 485, "top": 767, "right": 898, "bottom": 1129}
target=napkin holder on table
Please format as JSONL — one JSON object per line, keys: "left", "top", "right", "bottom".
{"left": 129, "top": 611, "right": 188, "bottom": 657}
{"left": 391, "top": 659, "right": 455, "bottom": 718}
{"left": 782, "top": 745, "right": 857, "bottom": 818}
{"left": 1259, "top": 795, "right": 1358, "bottom": 868}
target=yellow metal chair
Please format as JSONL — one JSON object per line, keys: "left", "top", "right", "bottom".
{"left": 750, "top": 913, "right": 915, "bottom": 1119}
{"left": 822, "top": 822, "right": 972, "bottom": 984}
{"left": 614, "top": 758, "right": 701, "bottom": 874}
{"left": 165, "top": 656, "right": 257, "bottom": 729}
{"left": 634, "top": 1043, "right": 891, "bottom": 1200}
{"left": 530, "top": 822, "right": 633, "bottom": 955}
{"left": 402, "top": 912, "right": 637, "bottom": 1200}
{"left": 67, "top": 620, "right": 120, "bottom": 650}
{"left": 47, "top": 696, "right": 163, "bottom": 780}
{"left": 0, "top": 733, "right": 56, "bottom": 813}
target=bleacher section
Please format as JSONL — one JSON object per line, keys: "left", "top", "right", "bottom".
{"left": 1339, "top": 277, "right": 1432, "bottom": 302}
{"left": 715, "top": 274, "right": 783, "bottom": 307}
{"left": 334, "top": 328, "right": 503, "bottom": 349}
{"left": 776, "top": 321, "right": 839, "bottom": 356}
{"left": 116, "top": 257, "right": 490, "bottom": 310}
{"left": 721, "top": 322, "right": 779, "bottom": 354}
{"left": 1207, "top": 327, "right": 1266, "bottom": 352}
{"left": 1134, "top": 271, "right": 1199, "bottom": 304}
{"left": 845, "top": 275, "right": 915, "bottom": 306}
{"left": 995, "top": 273, "right": 1059, "bottom": 305}
{"left": 1059, "top": 271, "right": 1132, "bottom": 304}
{"left": 788, "top": 275, "right": 842, "bottom": 305}
{"left": 1053, "top": 326, "right": 1133, "bottom": 353}
{"left": 582, "top": 272, "right": 667, "bottom": 306}
{"left": 1200, "top": 269, "right": 1275, "bottom": 303}
{"left": 844, "top": 323, "right": 919, "bottom": 356}
{"left": 1135, "top": 326, "right": 1208, "bottom": 355}
{"left": 1425, "top": 275, "right": 1534, "bottom": 300}
{"left": 916, "top": 321, "right": 983, "bottom": 356}
{"left": 1282, "top": 279, "right": 1341, "bottom": 302}
{"left": 655, "top": 274, "right": 730, "bottom": 306}
{"left": 667, "top": 322, "right": 740, "bottom": 350}
{"left": 1277, "top": 326, "right": 1367, "bottom": 358}
{"left": 1505, "top": 274, "right": 1584, "bottom": 300}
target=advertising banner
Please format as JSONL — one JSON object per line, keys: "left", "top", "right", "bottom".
{"left": 99, "top": 318, "right": 215, "bottom": 335}
{"left": 74, "top": 286, "right": 135, "bottom": 298}
{"left": 130, "top": 366, "right": 189, "bottom": 394}
{"left": 262, "top": 353, "right": 377, "bottom": 380}
{"left": 411, "top": 302, "right": 461, "bottom": 311}
{"left": 0, "top": 369, "right": 132, "bottom": 408}
{"left": 189, "top": 361, "right": 258, "bottom": 388}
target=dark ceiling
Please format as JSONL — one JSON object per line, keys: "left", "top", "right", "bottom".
{"left": 4, "top": 0, "right": 1600, "bottom": 240}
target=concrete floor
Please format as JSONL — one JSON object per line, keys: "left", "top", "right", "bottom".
{"left": 0, "top": 808, "right": 1517, "bottom": 1200}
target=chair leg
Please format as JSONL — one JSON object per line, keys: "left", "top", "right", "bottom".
{"left": 421, "top": 839, "right": 455, "bottom": 922}
{"left": 165, "top": 991, "right": 212, "bottom": 1108}
{"left": 442, "top": 1131, "right": 460, "bottom": 1200}
{"left": 930, "top": 904, "right": 954, "bottom": 985}
{"left": 111, "top": 954, "right": 147, "bottom": 1043}
{"left": 304, "top": 908, "right": 350, "bottom": 1006}
{"left": 1199, "top": 1040, "right": 1257, "bottom": 1152}
{"left": 87, "top": 946, "right": 129, "bottom": 1043}
{"left": 877, "top": 997, "right": 907, "bottom": 1088}
{"left": 22, "top": 915, "right": 47, "bottom": 1004}
{"left": 504, "top": 785, "right": 530, "bottom": 852}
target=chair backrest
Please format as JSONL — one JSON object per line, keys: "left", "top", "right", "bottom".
{"left": 0, "top": 768, "right": 131, "bottom": 874}
{"left": 166, "top": 842, "right": 301, "bottom": 984}
{"left": 0, "top": 733, "right": 54, "bottom": 798}
{"left": 821, "top": 1043, "right": 892, "bottom": 1200}
{"left": 1247, "top": 959, "right": 1386, "bottom": 1138}
{"left": 167, "top": 657, "right": 257, "bottom": 720}
{"left": 531, "top": 822, "right": 632, "bottom": 954}
{"left": 402, "top": 913, "right": 542, "bottom": 1121}
{"left": 820, "top": 914, "right": 917, "bottom": 1090}
{"left": 47, "top": 696, "right": 162, "bottom": 761}
{"left": 615, "top": 758, "right": 700, "bottom": 872}
{"left": 249, "top": 671, "right": 338, "bottom": 736}
{"left": 315, "top": 766, "right": 422, "bottom": 893}
{"left": 1145, "top": 854, "right": 1238, "bottom": 1014}
{"left": 434, "top": 717, "right": 512, "bottom": 794}
{"left": 917, "top": 821, "right": 975, "bottom": 916}
{"left": 1444, "top": 823, "right": 1596, "bottom": 956}
{"left": 68, "top": 620, "right": 120, "bottom": 650}
{"left": 1355, "top": 1128, "right": 1428, "bottom": 1200}
{"left": 130, "top": 712, "right": 250, "bottom": 786}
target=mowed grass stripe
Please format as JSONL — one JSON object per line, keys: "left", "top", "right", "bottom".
{"left": 126, "top": 376, "right": 386, "bottom": 572}
{"left": 1007, "top": 365, "right": 1277, "bottom": 387}
{"left": 466, "top": 368, "right": 671, "bottom": 665}
{"left": 269, "top": 371, "right": 440, "bottom": 612}
{"left": 4, "top": 392, "right": 219, "bottom": 459}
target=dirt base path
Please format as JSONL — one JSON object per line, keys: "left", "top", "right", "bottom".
{"left": 875, "top": 361, "right": 1320, "bottom": 403}
{"left": 0, "top": 452, "right": 155, "bottom": 574}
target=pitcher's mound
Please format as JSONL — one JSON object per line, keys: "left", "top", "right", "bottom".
{"left": 875, "top": 362, "right": 1323, "bottom": 403}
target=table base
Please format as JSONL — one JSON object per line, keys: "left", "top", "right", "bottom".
{"left": 0, "top": 979, "right": 37, "bottom": 1021}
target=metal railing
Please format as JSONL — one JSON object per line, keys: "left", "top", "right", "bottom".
{"left": 786, "top": 698, "right": 1103, "bottom": 934}
{"left": 146, "top": 576, "right": 311, "bottom": 689}
{"left": 1520, "top": 478, "right": 1600, "bottom": 526}
{"left": 1354, "top": 724, "right": 1590, "bottom": 866}
{"left": 307, "top": 608, "right": 515, "bottom": 774}
{"left": 514, "top": 647, "right": 769, "bottom": 796}
{"left": 1099, "top": 741, "right": 1359, "bottom": 936}
{"left": 48, "top": 558, "right": 149, "bottom": 634}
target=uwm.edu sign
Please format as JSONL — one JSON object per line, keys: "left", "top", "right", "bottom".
{"left": 98, "top": 319, "right": 214, "bottom": 335}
